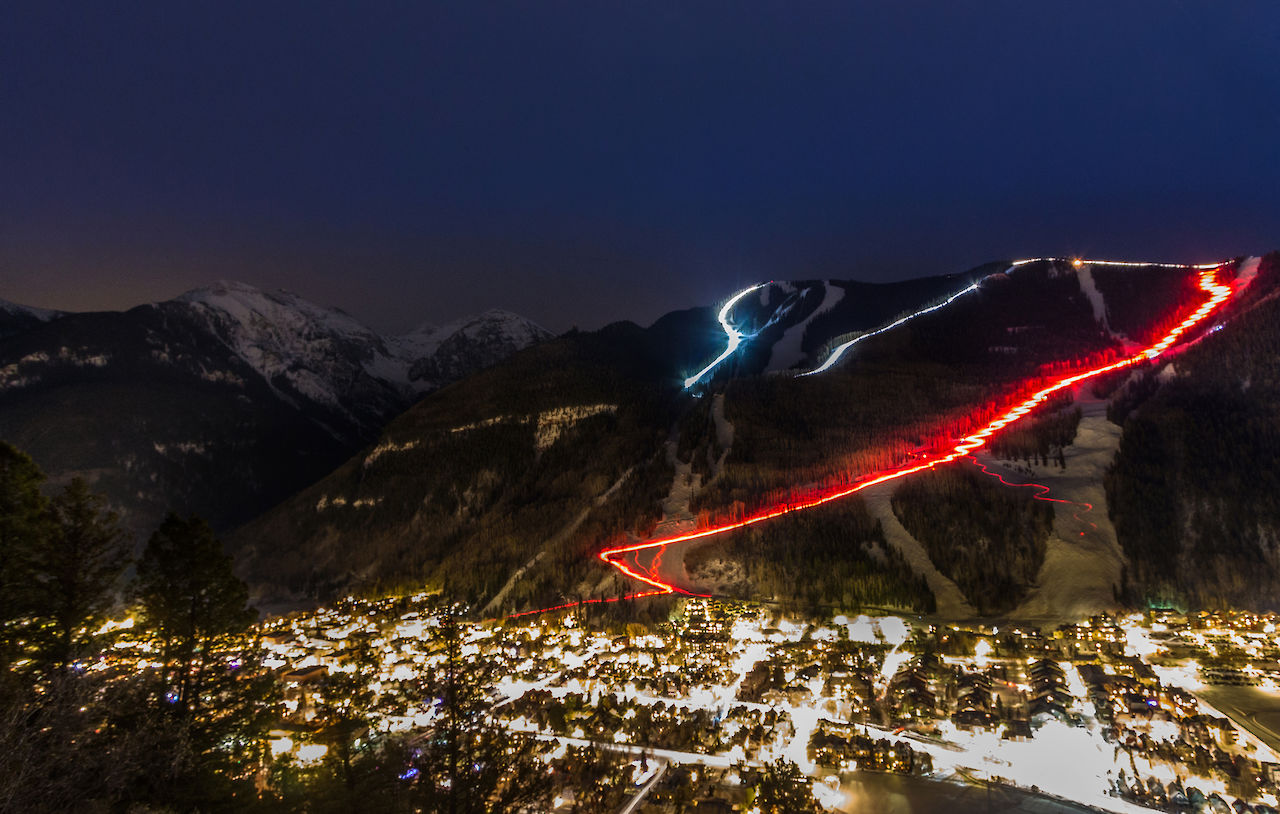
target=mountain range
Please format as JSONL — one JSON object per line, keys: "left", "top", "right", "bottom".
{"left": 6, "top": 255, "right": 1279, "bottom": 624}
{"left": 227, "top": 255, "right": 1280, "bottom": 624}
{"left": 0, "top": 282, "right": 550, "bottom": 536}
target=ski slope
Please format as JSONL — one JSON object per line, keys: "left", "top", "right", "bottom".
{"left": 504, "top": 258, "right": 1240, "bottom": 618}
{"left": 599, "top": 264, "right": 1236, "bottom": 601}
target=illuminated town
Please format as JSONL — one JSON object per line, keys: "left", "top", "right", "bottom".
{"left": 3, "top": 255, "right": 1273, "bottom": 811}
{"left": 5, "top": 4, "right": 1278, "bottom": 810}
{"left": 86, "top": 596, "right": 1280, "bottom": 813}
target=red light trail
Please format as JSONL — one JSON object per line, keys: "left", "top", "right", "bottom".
{"left": 508, "top": 265, "right": 1236, "bottom": 619}
{"left": 967, "top": 456, "right": 1097, "bottom": 535}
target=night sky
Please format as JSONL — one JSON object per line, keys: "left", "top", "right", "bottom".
{"left": 3, "top": 3, "right": 1277, "bottom": 334}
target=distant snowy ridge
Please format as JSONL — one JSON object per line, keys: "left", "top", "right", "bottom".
{"left": 0, "top": 298, "right": 64, "bottom": 322}
{"left": 405, "top": 308, "right": 551, "bottom": 386}
{"left": 0, "top": 280, "right": 550, "bottom": 429}
{"left": 0, "top": 281, "right": 552, "bottom": 539}
{"left": 174, "top": 280, "right": 552, "bottom": 412}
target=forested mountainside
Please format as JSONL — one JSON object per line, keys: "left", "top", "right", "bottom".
{"left": 0, "top": 282, "right": 549, "bottom": 537}
{"left": 1106, "top": 253, "right": 1280, "bottom": 611}
{"left": 229, "top": 271, "right": 981, "bottom": 610}
{"left": 231, "top": 317, "right": 700, "bottom": 610}
{"left": 685, "top": 261, "right": 1126, "bottom": 520}
{"left": 640, "top": 260, "right": 1228, "bottom": 622}
{"left": 683, "top": 497, "right": 937, "bottom": 614}
{"left": 892, "top": 466, "right": 1054, "bottom": 616}
{"left": 230, "top": 258, "right": 1280, "bottom": 622}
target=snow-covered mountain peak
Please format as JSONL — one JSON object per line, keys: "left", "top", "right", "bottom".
{"left": 432, "top": 308, "right": 550, "bottom": 343}
{"left": 169, "top": 281, "right": 550, "bottom": 409}
{"left": 0, "top": 281, "right": 551, "bottom": 540}
{"left": 404, "top": 319, "right": 438, "bottom": 337}
{"left": 0, "top": 298, "right": 66, "bottom": 340}
{"left": 2, "top": 278, "right": 549, "bottom": 428}
{"left": 397, "top": 308, "right": 553, "bottom": 387}
{"left": 177, "top": 280, "right": 378, "bottom": 345}
{"left": 179, "top": 278, "right": 261, "bottom": 298}
{"left": 0, "top": 298, "right": 64, "bottom": 322}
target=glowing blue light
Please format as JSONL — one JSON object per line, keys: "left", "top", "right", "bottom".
{"left": 684, "top": 283, "right": 766, "bottom": 389}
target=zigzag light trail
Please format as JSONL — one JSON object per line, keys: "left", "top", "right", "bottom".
{"left": 507, "top": 261, "right": 1236, "bottom": 619}
{"left": 967, "top": 456, "right": 1098, "bottom": 535}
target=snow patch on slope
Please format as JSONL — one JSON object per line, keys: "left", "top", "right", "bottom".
{"left": 447, "top": 403, "right": 617, "bottom": 452}
{"left": 0, "top": 345, "right": 109, "bottom": 390}
{"left": 1075, "top": 266, "right": 1116, "bottom": 337}
{"left": 364, "top": 439, "right": 421, "bottom": 467}
{"left": 766, "top": 281, "right": 846, "bottom": 372}
{"left": 1236, "top": 256, "right": 1261, "bottom": 285}
{"left": 535, "top": 404, "right": 616, "bottom": 451}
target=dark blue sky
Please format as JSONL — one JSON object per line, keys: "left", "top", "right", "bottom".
{"left": 3, "top": 2, "right": 1277, "bottom": 333}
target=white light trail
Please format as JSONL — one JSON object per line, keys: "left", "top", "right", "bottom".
{"left": 799, "top": 283, "right": 979, "bottom": 376}
{"left": 798, "top": 255, "right": 1228, "bottom": 377}
{"left": 684, "top": 256, "right": 1230, "bottom": 390}
{"left": 1010, "top": 256, "right": 1224, "bottom": 270}
{"left": 683, "top": 283, "right": 767, "bottom": 389}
